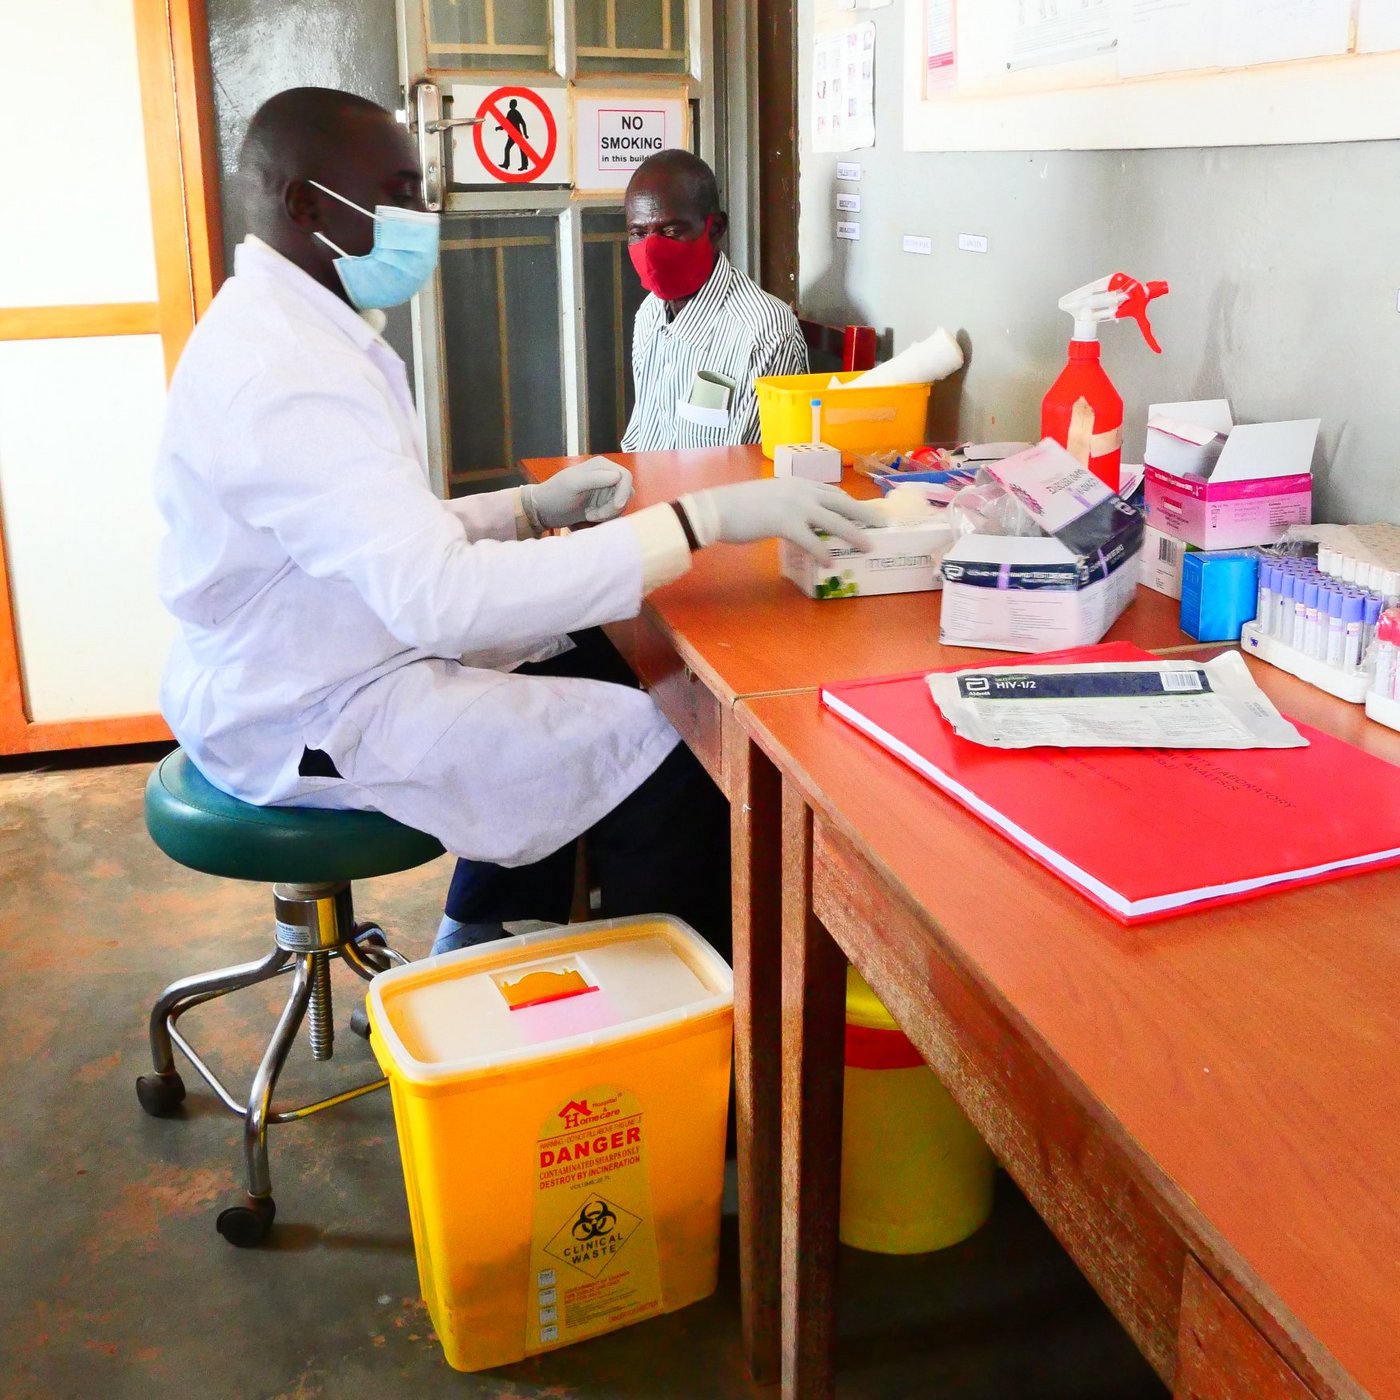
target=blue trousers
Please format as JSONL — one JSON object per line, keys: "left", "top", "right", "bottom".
{"left": 441, "top": 630, "right": 732, "bottom": 961}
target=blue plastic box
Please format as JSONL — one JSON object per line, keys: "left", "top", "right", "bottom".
{"left": 1180, "top": 551, "right": 1259, "bottom": 642}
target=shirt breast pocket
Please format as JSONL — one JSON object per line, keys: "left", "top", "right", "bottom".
{"left": 675, "top": 398, "right": 732, "bottom": 449}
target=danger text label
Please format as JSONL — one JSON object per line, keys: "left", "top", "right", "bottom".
{"left": 539, "top": 1124, "right": 641, "bottom": 1168}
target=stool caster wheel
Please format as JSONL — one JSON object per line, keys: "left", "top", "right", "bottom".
{"left": 216, "top": 1195, "right": 276, "bottom": 1247}
{"left": 349, "top": 1006, "right": 371, "bottom": 1040}
{"left": 136, "top": 1072, "right": 186, "bottom": 1117}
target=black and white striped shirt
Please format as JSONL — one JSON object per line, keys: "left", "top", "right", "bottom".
{"left": 621, "top": 253, "right": 809, "bottom": 452}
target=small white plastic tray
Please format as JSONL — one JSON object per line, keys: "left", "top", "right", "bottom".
{"left": 1239, "top": 621, "right": 1370, "bottom": 703}
{"left": 1365, "top": 689, "right": 1400, "bottom": 734}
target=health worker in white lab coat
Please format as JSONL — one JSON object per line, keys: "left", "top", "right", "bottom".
{"left": 153, "top": 87, "right": 881, "bottom": 957}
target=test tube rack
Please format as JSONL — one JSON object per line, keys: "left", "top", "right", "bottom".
{"left": 1365, "top": 689, "right": 1400, "bottom": 735}
{"left": 1240, "top": 621, "right": 1371, "bottom": 704}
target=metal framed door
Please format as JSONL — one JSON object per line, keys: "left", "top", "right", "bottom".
{"left": 397, "top": 0, "right": 734, "bottom": 497}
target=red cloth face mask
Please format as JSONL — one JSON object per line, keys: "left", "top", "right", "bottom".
{"left": 627, "top": 217, "right": 716, "bottom": 300}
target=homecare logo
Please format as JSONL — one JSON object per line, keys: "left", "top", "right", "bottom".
{"left": 559, "top": 1099, "right": 591, "bottom": 1129}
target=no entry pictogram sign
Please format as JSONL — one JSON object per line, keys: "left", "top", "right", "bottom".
{"left": 467, "top": 85, "right": 563, "bottom": 185}
{"left": 447, "top": 82, "right": 570, "bottom": 187}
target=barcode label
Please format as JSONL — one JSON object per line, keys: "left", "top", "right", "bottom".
{"left": 1160, "top": 670, "right": 1205, "bottom": 692}
{"left": 1158, "top": 536, "right": 1182, "bottom": 565}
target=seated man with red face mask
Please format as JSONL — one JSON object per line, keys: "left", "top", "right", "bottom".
{"left": 620, "top": 149, "right": 808, "bottom": 452}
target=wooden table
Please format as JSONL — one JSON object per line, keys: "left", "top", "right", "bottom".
{"left": 526, "top": 451, "right": 1193, "bottom": 798}
{"left": 523, "top": 446, "right": 1196, "bottom": 1383}
{"left": 739, "top": 657, "right": 1400, "bottom": 1400}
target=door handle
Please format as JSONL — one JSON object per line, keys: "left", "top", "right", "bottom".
{"left": 410, "top": 81, "right": 479, "bottom": 211}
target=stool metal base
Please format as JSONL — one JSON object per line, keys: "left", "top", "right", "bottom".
{"left": 137, "top": 881, "right": 409, "bottom": 1246}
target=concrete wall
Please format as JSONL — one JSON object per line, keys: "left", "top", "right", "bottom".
{"left": 205, "top": 0, "right": 411, "bottom": 358}
{"left": 798, "top": 0, "right": 1400, "bottom": 524}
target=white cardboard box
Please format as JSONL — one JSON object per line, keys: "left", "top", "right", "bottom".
{"left": 774, "top": 442, "right": 842, "bottom": 483}
{"left": 939, "top": 504, "right": 1144, "bottom": 653}
{"left": 1140, "top": 524, "right": 1193, "bottom": 599}
{"left": 1143, "top": 399, "right": 1317, "bottom": 550}
{"left": 941, "top": 537, "right": 1142, "bottom": 652}
{"left": 781, "top": 520, "right": 955, "bottom": 599}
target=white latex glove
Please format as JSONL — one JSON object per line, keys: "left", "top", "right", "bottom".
{"left": 679, "top": 478, "right": 886, "bottom": 561}
{"left": 522, "top": 458, "right": 635, "bottom": 530}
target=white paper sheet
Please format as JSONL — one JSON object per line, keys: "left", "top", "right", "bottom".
{"left": 1217, "top": 0, "right": 1352, "bottom": 69}
{"left": 1358, "top": 0, "right": 1400, "bottom": 53}
{"left": 1117, "top": 0, "right": 1222, "bottom": 78}
{"left": 925, "top": 0, "right": 956, "bottom": 92}
{"left": 1008, "top": 0, "right": 1117, "bottom": 71}
{"left": 926, "top": 652, "right": 1307, "bottom": 751}
{"left": 812, "top": 34, "right": 840, "bottom": 153}
{"left": 812, "top": 23, "right": 876, "bottom": 153}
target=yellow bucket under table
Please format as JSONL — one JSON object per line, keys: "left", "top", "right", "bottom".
{"left": 841, "top": 966, "right": 994, "bottom": 1254}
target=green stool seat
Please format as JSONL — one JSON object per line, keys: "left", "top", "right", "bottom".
{"left": 145, "top": 749, "right": 444, "bottom": 884}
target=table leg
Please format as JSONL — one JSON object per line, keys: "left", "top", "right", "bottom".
{"left": 727, "top": 720, "right": 785, "bottom": 1383}
{"left": 780, "top": 781, "right": 847, "bottom": 1400}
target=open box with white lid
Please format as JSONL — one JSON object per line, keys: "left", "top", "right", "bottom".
{"left": 369, "top": 918, "right": 731, "bottom": 1080}
{"left": 1143, "top": 398, "right": 1318, "bottom": 549}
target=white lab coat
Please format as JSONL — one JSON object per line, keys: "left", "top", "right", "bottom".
{"left": 154, "top": 238, "right": 679, "bottom": 864}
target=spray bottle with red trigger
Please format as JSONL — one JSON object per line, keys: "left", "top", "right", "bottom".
{"left": 1040, "top": 273, "right": 1169, "bottom": 490}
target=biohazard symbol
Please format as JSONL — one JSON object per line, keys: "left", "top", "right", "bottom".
{"left": 544, "top": 1193, "right": 641, "bottom": 1279}
{"left": 571, "top": 1199, "right": 617, "bottom": 1242}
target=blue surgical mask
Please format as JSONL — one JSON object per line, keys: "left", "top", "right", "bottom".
{"left": 310, "top": 180, "right": 440, "bottom": 311}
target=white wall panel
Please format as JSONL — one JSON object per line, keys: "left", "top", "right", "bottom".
{"left": 897, "top": 0, "right": 1400, "bottom": 153}
{"left": 799, "top": 0, "right": 1400, "bottom": 525}
{"left": 0, "top": 0, "right": 159, "bottom": 305}
{"left": 0, "top": 336, "right": 172, "bottom": 721}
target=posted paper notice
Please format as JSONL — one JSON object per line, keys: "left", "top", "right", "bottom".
{"left": 573, "top": 94, "right": 688, "bottom": 192}
{"left": 1358, "top": 0, "right": 1400, "bottom": 53}
{"left": 1008, "top": 0, "right": 1117, "bottom": 71}
{"left": 1218, "top": 0, "right": 1352, "bottom": 69}
{"left": 812, "top": 23, "right": 876, "bottom": 153}
{"left": 925, "top": 0, "right": 956, "bottom": 92}
{"left": 1118, "top": 0, "right": 1221, "bottom": 78}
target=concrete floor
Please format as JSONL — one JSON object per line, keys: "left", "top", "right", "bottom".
{"left": 0, "top": 748, "right": 1166, "bottom": 1400}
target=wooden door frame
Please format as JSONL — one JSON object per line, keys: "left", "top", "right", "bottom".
{"left": 756, "top": 0, "right": 798, "bottom": 304}
{"left": 0, "top": 0, "right": 222, "bottom": 755}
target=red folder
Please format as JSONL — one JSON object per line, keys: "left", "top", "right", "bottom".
{"left": 820, "top": 643, "right": 1400, "bottom": 923}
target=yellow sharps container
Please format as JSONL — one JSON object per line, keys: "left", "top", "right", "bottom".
{"left": 368, "top": 916, "right": 732, "bottom": 1371}
{"left": 841, "top": 966, "right": 994, "bottom": 1254}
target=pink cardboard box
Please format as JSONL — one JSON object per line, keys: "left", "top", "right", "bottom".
{"left": 1143, "top": 399, "right": 1317, "bottom": 550}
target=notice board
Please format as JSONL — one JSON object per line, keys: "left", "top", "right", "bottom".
{"left": 903, "top": 0, "right": 1400, "bottom": 152}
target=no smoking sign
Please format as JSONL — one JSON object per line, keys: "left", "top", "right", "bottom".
{"left": 448, "top": 83, "right": 570, "bottom": 186}
{"left": 574, "top": 92, "right": 689, "bottom": 192}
